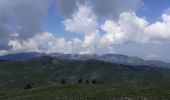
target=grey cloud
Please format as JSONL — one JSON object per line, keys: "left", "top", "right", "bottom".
{"left": 57, "top": 0, "right": 79, "bottom": 17}
{"left": 0, "top": 0, "right": 50, "bottom": 49}
{"left": 56, "top": 0, "right": 143, "bottom": 18}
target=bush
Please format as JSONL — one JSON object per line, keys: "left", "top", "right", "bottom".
{"left": 78, "top": 78, "right": 82, "bottom": 83}
{"left": 61, "top": 79, "right": 66, "bottom": 84}
{"left": 86, "top": 80, "right": 89, "bottom": 84}
{"left": 92, "top": 80, "right": 97, "bottom": 84}
{"left": 24, "top": 84, "right": 32, "bottom": 90}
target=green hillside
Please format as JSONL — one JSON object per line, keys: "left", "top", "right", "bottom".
{"left": 1, "top": 56, "right": 170, "bottom": 99}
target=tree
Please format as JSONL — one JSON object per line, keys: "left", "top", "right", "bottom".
{"left": 86, "top": 80, "right": 89, "bottom": 84}
{"left": 78, "top": 78, "right": 82, "bottom": 83}
{"left": 24, "top": 84, "right": 32, "bottom": 90}
{"left": 92, "top": 80, "right": 97, "bottom": 84}
{"left": 61, "top": 79, "right": 66, "bottom": 84}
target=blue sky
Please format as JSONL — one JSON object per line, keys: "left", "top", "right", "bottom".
{"left": 1, "top": 0, "right": 170, "bottom": 62}
{"left": 138, "top": 0, "right": 170, "bottom": 22}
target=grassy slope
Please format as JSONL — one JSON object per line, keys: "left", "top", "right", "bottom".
{"left": 1, "top": 84, "right": 170, "bottom": 100}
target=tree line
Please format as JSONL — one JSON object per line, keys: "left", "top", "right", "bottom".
{"left": 24, "top": 78, "right": 97, "bottom": 90}
{"left": 61, "top": 78, "right": 97, "bottom": 84}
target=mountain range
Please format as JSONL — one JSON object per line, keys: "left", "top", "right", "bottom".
{"left": 0, "top": 52, "right": 169, "bottom": 69}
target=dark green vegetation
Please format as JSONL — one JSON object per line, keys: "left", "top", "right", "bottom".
{"left": 1, "top": 56, "right": 170, "bottom": 99}
{"left": 1, "top": 84, "right": 170, "bottom": 100}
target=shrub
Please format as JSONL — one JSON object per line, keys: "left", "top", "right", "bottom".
{"left": 24, "top": 84, "right": 32, "bottom": 90}
{"left": 78, "top": 78, "right": 82, "bottom": 83}
{"left": 86, "top": 80, "right": 89, "bottom": 84}
{"left": 92, "top": 80, "right": 97, "bottom": 84}
{"left": 61, "top": 79, "right": 66, "bottom": 84}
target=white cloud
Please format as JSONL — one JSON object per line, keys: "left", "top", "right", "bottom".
{"left": 63, "top": 6, "right": 170, "bottom": 54}
{"left": 101, "top": 11, "right": 170, "bottom": 44}
{"left": 0, "top": 50, "right": 8, "bottom": 56}
{"left": 101, "top": 12, "right": 149, "bottom": 44}
{"left": 8, "top": 39, "right": 39, "bottom": 53}
{"left": 62, "top": 4, "right": 116, "bottom": 54}
{"left": 63, "top": 4, "right": 99, "bottom": 35}
{"left": 145, "top": 13, "right": 170, "bottom": 42}
{"left": 5, "top": 31, "right": 115, "bottom": 55}
{"left": 101, "top": 20, "right": 125, "bottom": 44}
{"left": 4, "top": 32, "right": 88, "bottom": 55}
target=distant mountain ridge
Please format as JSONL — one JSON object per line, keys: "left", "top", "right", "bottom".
{"left": 0, "top": 52, "right": 170, "bottom": 69}
{"left": 0, "top": 52, "right": 44, "bottom": 61}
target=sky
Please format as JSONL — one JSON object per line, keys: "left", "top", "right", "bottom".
{"left": 0, "top": 0, "right": 170, "bottom": 62}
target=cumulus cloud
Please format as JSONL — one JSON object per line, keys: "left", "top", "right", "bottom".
{"left": 7, "top": 32, "right": 83, "bottom": 54}
{"left": 145, "top": 13, "right": 170, "bottom": 42}
{"left": 101, "top": 11, "right": 170, "bottom": 44}
{"left": 63, "top": 4, "right": 115, "bottom": 54}
{"left": 63, "top": 4, "right": 99, "bottom": 35}
{"left": 5, "top": 32, "right": 114, "bottom": 55}
{"left": 101, "top": 12, "right": 149, "bottom": 44}
{"left": 62, "top": 5, "right": 170, "bottom": 54}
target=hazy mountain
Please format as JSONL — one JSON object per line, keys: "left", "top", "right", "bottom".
{"left": 98, "top": 54, "right": 170, "bottom": 69}
{"left": 49, "top": 53, "right": 170, "bottom": 69}
{"left": 0, "top": 52, "right": 44, "bottom": 61}
{"left": 0, "top": 52, "right": 170, "bottom": 69}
